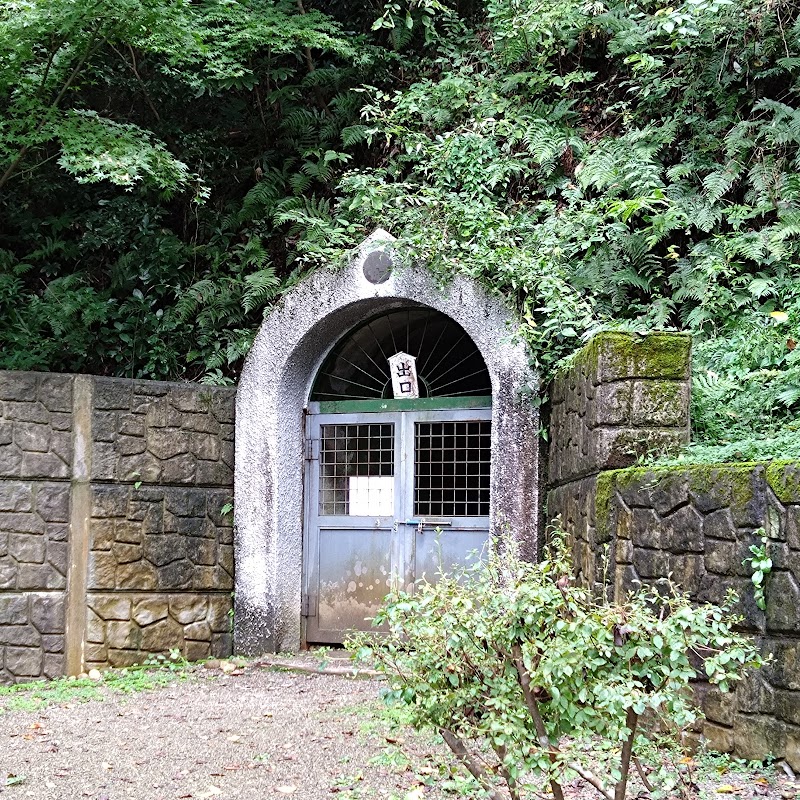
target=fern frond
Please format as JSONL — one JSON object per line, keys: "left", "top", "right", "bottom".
{"left": 242, "top": 268, "right": 280, "bottom": 313}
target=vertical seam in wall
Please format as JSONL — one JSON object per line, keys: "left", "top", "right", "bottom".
{"left": 65, "top": 375, "right": 92, "bottom": 676}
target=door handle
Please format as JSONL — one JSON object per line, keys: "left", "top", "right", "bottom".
{"left": 402, "top": 519, "right": 452, "bottom": 534}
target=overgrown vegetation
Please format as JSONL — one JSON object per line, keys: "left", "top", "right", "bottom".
{"left": 349, "top": 533, "right": 762, "bottom": 800}
{"left": 743, "top": 529, "right": 772, "bottom": 613}
{"left": 0, "top": 0, "right": 798, "bottom": 448}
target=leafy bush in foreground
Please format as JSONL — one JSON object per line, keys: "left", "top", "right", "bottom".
{"left": 351, "top": 534, "right": 762, "bottom": 800}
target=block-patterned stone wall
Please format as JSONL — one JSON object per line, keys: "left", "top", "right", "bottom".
{"left": 86, "top": 593, "right": 232, "bottom": 667}
{"left": 594, "top": 462, "right": 800, "bottom": 769}
{"left": 0, "top": 371, "right": 235, "bottom": 683}
{"left": 547, "top": 335, "right": 800, "bottom": 767}
{"left": 547, "top": 332, "right": 692, "bottom": 591}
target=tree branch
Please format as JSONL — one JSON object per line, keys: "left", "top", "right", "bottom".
{"left": 492, "top": 742, "right": 520, "bottom": 800}
{"left": 633, "top": 756, "right": 654, "bottom": 793}
{"left": 108, "top": 43, "right": 162, "bottom": 124}
{"left": 0, "top": 27, "right": 110, "bottom": 191}
{"left": 614, "top": 707, "right": 639, "bottom": 800}
{"left": 438, "top": 728, "right": 506, "bottom": 800}
{"left": 510, "top": 644, "right": 565, "bottom": 800}
{"left": 294, "top": 0, "right": 330, "bottom": 116}
{"left": 567, "top": 762, "right": 613, "bottom": 800}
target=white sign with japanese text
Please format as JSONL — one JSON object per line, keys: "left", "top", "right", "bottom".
{"left": 388, "top": 352, "right": 419, "bottom": 399}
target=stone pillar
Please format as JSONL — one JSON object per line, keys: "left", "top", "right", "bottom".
{"left": 546, "top": 331, "right": 691, "bottom": 590}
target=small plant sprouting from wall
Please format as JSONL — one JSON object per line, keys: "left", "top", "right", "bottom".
{"left": 350, "top": 530, "right": 763, "bottom": 800}
{"left": 743, "top": 528, "right": 772, "bottom": 612}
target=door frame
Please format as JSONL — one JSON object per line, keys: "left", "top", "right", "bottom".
{"left": 302, "top": 398, "right": 492, "bottom": 645}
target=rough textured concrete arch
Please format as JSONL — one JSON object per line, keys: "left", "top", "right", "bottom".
{"left": 234, "top": 230, "right": 540, "bottom": 654}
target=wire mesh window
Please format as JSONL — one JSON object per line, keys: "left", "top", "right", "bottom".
{"left": 414, "top": 421, "right": 491, "bottom": 517}
{"left": 311, "top": 308, "right": 491, "bottom": 401}
{"left": 319, "top": 424, "right": 394, "bottom": 516}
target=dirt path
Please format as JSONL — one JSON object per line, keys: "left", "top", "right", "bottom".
{"left": 1, "top": 658, "right": 797, "bottom": 800}
{"left": 0, "top": 662, "right": 444, "bottom": 800}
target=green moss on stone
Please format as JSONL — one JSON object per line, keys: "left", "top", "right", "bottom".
{"left": 595, "top": 471, "right": 616, "bottom": 542}
{"left": 684, "top": 462, "right": 757, "bottom": 505}
{"left": 570, "top": 335, "right": 600, "bottom": 371}
{"left": 612, "top": 464, "right": 661, "bottom": 489}
{"left": 766, "top": 460, "right": 800, "bottom": 504}
{"left": 589, "top": 458, "right": 798, "bottom": 568}
{"left": 600, "top": 460, "right": 760, "bottom": 513}
{"left": 570, "top": 331, "right": 691, "bottom": 382}
{"left": 621, "top": 461, "right": 756, "bottom": 504}
{"left": 610, "top": 331, "right": 689, "bottom": 380}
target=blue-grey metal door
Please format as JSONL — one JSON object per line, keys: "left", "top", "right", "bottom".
{"left": 303, "top": 401, "right": 491, "bottom": 644}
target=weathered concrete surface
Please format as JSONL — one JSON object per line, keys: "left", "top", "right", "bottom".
{"left": 235, "top": 230, "right": 540, "bottom": 654}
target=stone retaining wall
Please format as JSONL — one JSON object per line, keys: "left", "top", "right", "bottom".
{"left": 0, "top": 371, "right": 235, "bottom": 683}
{"left": 596, "top": 461, "right": 800, "bottom": 767}
{"left": 547, "top": 331, "right": 692, "bottom": 594}
{"left": 547, "top": 332, "right": 800, "bottom": 768}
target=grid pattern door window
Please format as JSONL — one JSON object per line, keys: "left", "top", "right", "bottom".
{"left": 319, "top": 423, "right": 394, "bottom": 516}
{"left": 414, "top": 420, "right": 491, "bottom": 517}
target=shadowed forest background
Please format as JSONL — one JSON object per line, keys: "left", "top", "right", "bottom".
{"left": 1, "top": 0, "right": 798, "bottom": 459}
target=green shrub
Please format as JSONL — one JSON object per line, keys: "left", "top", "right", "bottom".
{"left": 351, "top": 532, "right": 762, "bottom": 800}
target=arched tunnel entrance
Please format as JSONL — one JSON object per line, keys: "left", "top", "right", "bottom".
{"left": 304, "top": 307, "right": 493, "bottom": 642}
{"left": 234, "top": 230, "right": 540, "bottom": 653}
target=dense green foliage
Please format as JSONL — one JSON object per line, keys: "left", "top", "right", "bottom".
{"left": 350, "top": 533, "right": 761, "bottom": 799}
{"left": 0, "top": 0, "right": 798, "bottom": 447}
{"left": 0, "top": 0, "right": 370, "bottom": 379}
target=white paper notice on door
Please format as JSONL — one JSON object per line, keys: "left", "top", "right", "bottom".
{"left": 348, "top": 476, "right": 394, "bottom": 516}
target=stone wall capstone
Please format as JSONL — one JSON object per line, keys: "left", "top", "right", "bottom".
{"left": 0, "top": 371, "right": 235, "bottom": 683}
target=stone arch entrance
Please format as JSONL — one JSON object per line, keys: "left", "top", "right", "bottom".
{"left": 234, "top": 230, "right": 540, "bottom": 654}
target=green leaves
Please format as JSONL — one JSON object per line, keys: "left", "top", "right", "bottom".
{"left": 743, "top": 530, "right": 772, "bottom": 612}
{"left": 350, "top": 529, "right": 762, "bottom": 799}
{"left": 0, "top": 0, "right": 371, "bottom": 381}
{"left": 0, "top": 0, "right": 358, "bottom": 191}
{"left": 2, "top": 0, "right": 800, "bottom": 410}
{"left": 308, "top": 0, "right": 800, "bottom": 397}
{"left": 56, "top": 111, "right": 192, "bottom": 194}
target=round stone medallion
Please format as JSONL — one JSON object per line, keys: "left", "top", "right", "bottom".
{"left": 362, "top": 249, "right": 392, "bottom": 284}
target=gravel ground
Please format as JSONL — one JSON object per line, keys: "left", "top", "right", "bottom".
{"left": 0, "top": 658, "right": 445, "bottom": 800}
{"left": 0, "top": 656, "right": 797, "bottom": 800}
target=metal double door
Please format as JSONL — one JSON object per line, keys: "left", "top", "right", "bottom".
{"left": 303, "top": 406, "right": 491, "bottom": 643}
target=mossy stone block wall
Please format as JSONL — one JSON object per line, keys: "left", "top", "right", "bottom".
{"left": 547, "top": 331, "right": 692, "bottom": 593}
{"left": 597, "top": 462, "right": 800, "bottom": 769}
{"left": 547, "top": 332, "right": 800, "bottom": 768}
{"left": 0, "top": 371, "right": 235, "bottom": 683}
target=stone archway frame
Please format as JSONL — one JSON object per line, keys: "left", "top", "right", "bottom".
{"left": 234, "top": 230, "right": 540, "bottom": 654}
